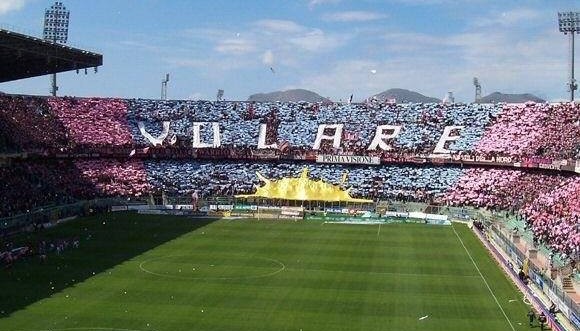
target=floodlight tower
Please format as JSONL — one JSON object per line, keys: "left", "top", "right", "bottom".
{"left": 558, "top": 11, "right": 580, "bottom": 101}
{"left": 473, "top": 77, "right": 482, "bottom": 102}
{"left": 161, "top": 74, "right": 170, "bottom": 100}
{"left": 43, "top": 1, "right": 70, "bottom": 97}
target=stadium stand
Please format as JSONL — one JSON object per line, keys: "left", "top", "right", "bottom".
{"left": 475, "top": 102, "right": 580, "bottom": 159}
{"left": 0, "top": 94, "right": 578, "bottom": 258}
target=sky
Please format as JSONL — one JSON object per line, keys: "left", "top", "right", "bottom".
{"left": 0, "top": 0, "right": 578, "bottom": 102}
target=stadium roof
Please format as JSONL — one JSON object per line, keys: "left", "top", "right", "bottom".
{"left": 0, "top": 29, "right": 102, "bottom": 83}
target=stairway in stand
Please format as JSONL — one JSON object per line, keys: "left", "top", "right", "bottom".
{"left": 562, "top": 276, "right": 580, "bottom": 305}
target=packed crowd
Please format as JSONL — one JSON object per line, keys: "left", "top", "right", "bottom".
{"left": 75, "top": 160, "right": 150, "bottom": 197}
{"left": 520, "top": 177, "right": 579, "bottom": 258}
{"left": 0, "top": 159, "right": 577, "bottom": 256}
{"left": 475, "top": 102, "right": 580, "bottom": 159}
{"left": 128, "top": 99, "right": 502, "bottom": 154}
{"left": 446, "top": 169, "right": 579, "bottom": 256}
{"left": 0, "top": 94, "right": 578, "bottom": 256}
{"left": 0, "top": 95, "right": 69, "bottom": 152}
{"left": 0, "top": 161, "right": 95, "bottom": 218}
{"left": 141, "top": 160, "right": 463, "bottom": 201}
{"left": 47, "top": 97, "right": 134, "bottom": 147}
{"left": 1, "top": 94, "right": 578, "bottom": 159}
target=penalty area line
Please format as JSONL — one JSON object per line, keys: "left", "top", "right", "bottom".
{"left": 451, "top": 224, "right": 516, "bottom": 331}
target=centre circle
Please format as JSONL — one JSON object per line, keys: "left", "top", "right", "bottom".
{"left": 139, "top": 254, "right": 285, "bottom": 280}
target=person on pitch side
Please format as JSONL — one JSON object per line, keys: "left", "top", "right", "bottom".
{"left": 527, "top": 309, "right": 535, "bottom": 327}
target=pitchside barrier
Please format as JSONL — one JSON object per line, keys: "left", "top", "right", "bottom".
{"left": 177, "top": 204, "right": 305, "bottom": 220}
{"left": 0, "top": 198, "right": 121, "bottom": 233}
{"left": 305, "top": 210, "right": 451, "bottom": 225}
{"left": 473, "top": 226, "right": 575, "bottom": 331}
{"left": 485, "top": 222, "right": 580, "bottom": 329}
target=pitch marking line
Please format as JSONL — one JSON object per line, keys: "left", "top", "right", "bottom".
{"left": 139, "top": 255, "right": 286, "bottom": 280}
{"left": 377, "top": 223, "right": 381, "bottom": 239}
{"left": 451, "top": 224, "right": 516, "bottom": 331}
{"left": 522, "top": 295, "right": 532, "bottom": 306}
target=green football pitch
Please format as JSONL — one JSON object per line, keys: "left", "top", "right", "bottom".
{"left": 0, "top": 213, "right": 532, "bottom": 331}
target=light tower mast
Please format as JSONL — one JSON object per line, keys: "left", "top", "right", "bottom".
{"left": 473, "top": 77, "right": 482, "bottom": 102}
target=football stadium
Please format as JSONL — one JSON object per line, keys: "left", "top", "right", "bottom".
{"left": 0, "top": 2, "right": 579, "bottom": 331}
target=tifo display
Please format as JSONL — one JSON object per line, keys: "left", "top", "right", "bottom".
{"left": 0, "top": 95, "right": 578, "bottom": 258}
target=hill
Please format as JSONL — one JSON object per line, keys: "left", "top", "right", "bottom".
{"left": 371, "top": 88, "right": 440, "bottom": 103}
{"left": 478, "top": 92, "right": 545, "bottom": 103}
{"left": 248, "top": 89, "right": 329, "bottom": 103}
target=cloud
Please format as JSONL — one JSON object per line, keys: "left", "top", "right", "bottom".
{"left": 262, "top": 50, "right": 275, "bottom": 65}
{"left": 289, "top": 29, "right": 349, "bottom": 52}
{"left": 297, "top": 26, "right": 566, "bottom": 102}
{"left": 165, "top": 57, "right": 248, "bottom": 72}
{"left": 382, "top": 32, "right": 444, "bottom": 53}
{"left": 322, "top": 11, "right": 387, "bottom": 22}
{"left": 0, "top": 0, "right": 28, "bottom": 15}
{"left": 254, "top": 19, "right": 305, "bottom": 33}
{"left": 119, "top": 40, "right": 167, "bottom": 54}
{"left": 386, "top": 0, "right": 480, "bottom": 4}
{"left": 214, "top": 38, "right": 256, "bottom": 55}
{"left": 140, "top": 17, "right": 349, "bottom": 83}
{"left": 200, "top": 19, "right": 349, "bottom": 59}
{"left": 473, "top": 8, "right": 542, "bottom": 27}
{"left": 308, "top": 0, "right": 341, "bottom": 10}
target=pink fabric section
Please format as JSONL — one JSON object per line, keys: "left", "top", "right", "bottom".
{"left": 75, "top": 160, "right": 150, "bottom": 196}
{"left": 444, "top": 168, "right": 564, "bottom": 209}
{"left": 48, "top": 97, "right": 134, "bottom": 146}
{"left": 446, "top": 169, "right": 578, "bottom": 255}
{"left": 0, "top": 96, "right": 69, "bottom": 150}
{"left": 445, "top": 168, "right": 516, "bottom": 208}
{"left": 476, "top": 103, "right": 580, "bottom": 158}
{"left": 521, "top": 177, "right": 580, "bottom": 256}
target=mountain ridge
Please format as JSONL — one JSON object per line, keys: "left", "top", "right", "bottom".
{"left": 370, "top": 88, "right": 441, "bottom": 103}
{"left": 478, "top": 92, "right": 545, "bottom": 103}
{"left": 247, "top": 89, "right": 329, "bottom": 103}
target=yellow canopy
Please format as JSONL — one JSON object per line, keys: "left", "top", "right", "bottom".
{"left": 236, "top": 168, "right": 373, "bottom": 203}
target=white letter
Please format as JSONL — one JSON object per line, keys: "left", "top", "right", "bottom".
{"left": 433, "top": 126, "right": 464, "bottom": 154}
{"left": 211, "top": 122, "right": 221, "bottom": 147}
{"left": 192, "top": 122, "right": 221, "bottom": 148}
{"left": 257, "top": 123, "right": 278, "bottom": 149}
{"left": 313, "top": 124, "right": 343, "bottom": 150}
{"left": 138, "top": 121, "right": 170, "bottom": 146}
{"left": 367, "top": 125, "right": 401, "bottom": 150}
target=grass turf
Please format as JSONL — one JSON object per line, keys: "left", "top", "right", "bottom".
{"left": 0, "top": 212, "right": 532, "bottom": 331}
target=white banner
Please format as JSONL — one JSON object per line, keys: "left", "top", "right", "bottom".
{"left": 316, "top": 155, "right": 380, "bottom": 165}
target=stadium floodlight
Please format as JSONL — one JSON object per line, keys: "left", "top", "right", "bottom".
{"left": 43, "top": 1, "right": 70, "bottom": 97}
{"left": 558, "top": 12, "right": 580, "bottom": 101}
{"left": 161, "top": 74, "right": 170, "bottom": 100}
